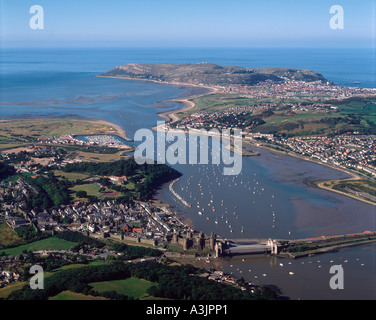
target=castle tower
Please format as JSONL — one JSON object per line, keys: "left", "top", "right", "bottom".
{"left": 183, "top": 237, "right": 189, "bottom": 251}
{"left": 172, "top": 230, "right": 179, "bottom": 243}
{"left": 214, "top": 242, "right": 223, "bottom": 258}
{"left": 210, "top": 232, "right": 216, "bottom": 250}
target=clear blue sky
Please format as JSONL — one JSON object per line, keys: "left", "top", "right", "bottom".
{"left": 1, "top": 0, "right": 375, "bottom": 47}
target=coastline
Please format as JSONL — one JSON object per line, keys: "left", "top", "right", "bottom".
{"left": 99, "top": 75, "right": 376, "bottom": 238}
{"left": 314, "top": 180, "right": 376, "bottom": 207}
{"left": 0, "top": 117, "right": 132, "bottom": 142}
{"left": 97, "top": 74, "right": 218, "bottom": 127}
{"left": 242, "top": 139, "right": 376, "bottom": 207}
{"left": 74, "top": 118, "right": 133, "bottom": 142}
{"left": 155, "top": 85, "right": 218, "bottom": 124}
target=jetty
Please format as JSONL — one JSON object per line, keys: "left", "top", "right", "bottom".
{"left": 169, "top": 179, "right": 191, "bottom": 207}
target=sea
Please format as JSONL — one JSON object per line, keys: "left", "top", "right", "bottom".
{"left": 0, "top": 47, "right": 375, "bottom": 299}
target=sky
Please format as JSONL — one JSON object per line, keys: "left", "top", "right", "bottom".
{"left": 1, "top": 0, "right": 375, "bottom": 47}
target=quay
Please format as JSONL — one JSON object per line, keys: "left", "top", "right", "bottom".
{"left": 169, "top": 179, "right": 191, "bottom": 207}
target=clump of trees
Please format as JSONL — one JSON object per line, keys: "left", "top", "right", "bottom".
{"left": 287, "top": 244, "right": 319, "bottom": 253}
{"left": 0, "top": 162, "right": 16, "bottom": 180}
{"left": 23, "top": 172, "right": 71, "bottom": 209}
{"left": 55, "top": 231, "right": 105, "bottom": 248}
{"left": 110, "top": 243, "right": 161, "bottom": 260}
{"left": 63, "top": 158, "right": 181, "bottom": 201}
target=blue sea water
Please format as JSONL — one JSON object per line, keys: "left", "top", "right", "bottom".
{"left": 1, "top": 47, "right": 375, "bottom": 132}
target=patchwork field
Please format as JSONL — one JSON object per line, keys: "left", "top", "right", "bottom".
{"left": 183, "top": 94, "right": 376, "bottom": 136}
{"left": 89, "top": 277, "right": 156, "bottom": 300}
{"left": 0, "top": 222, "right": 23, "bottom": 248}
{"left": 0, "top": 237, "right": 76, "bottom": 255}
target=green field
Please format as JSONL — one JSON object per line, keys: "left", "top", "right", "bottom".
{"left": 73, "top": 150, "right": 128, "bottom": 162}
{"left": 89, "top": 277, "right": 156, "bottom": 300}
{"left": 70, "top": 183, "right": 101, "bottom": 198}
{"left": 70, "top": 183, "right": 124, "bottom": 201}
{"left": 0, "top": 143, "right": 26, "bottom": 151}
{"left": 44, "top": 262, "right": 109, "bottom": 279}
{"left": 49, "top": 291, "right": 108, "bottom": 300}
{"left": 54, "top": 170, "right": 90, "bottom": 182}
{"left": 0, "top": 237, "right": 76, "bottom": 255}
{"left": 0, "top": 281, "right": 28, "bottom": 299}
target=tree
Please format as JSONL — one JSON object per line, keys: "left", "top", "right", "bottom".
{"left": 76, "top": 190, "right": 87, "bottom": 198}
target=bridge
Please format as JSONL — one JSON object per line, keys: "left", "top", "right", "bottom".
{"left": 220, "top": 238, "right": 280, "bottom": 256}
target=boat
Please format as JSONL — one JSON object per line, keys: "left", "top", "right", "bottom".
{"left": 241, "top": 226, "right": 244, "bottom": 233}
{"left": 289, "top": 272, "right": 294, "bottom": 275}
{"left": 198, "top": 211, "right": 202, "bottom": 215}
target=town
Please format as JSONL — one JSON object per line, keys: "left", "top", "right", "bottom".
{"left": 0, "top": 133, "right": 249, "bottom": 295}
{"left": 254, "top": 134, "right": 376, "bottom": 178}
{"left": 222, "top": 79, "right": 376, "bottom": 100}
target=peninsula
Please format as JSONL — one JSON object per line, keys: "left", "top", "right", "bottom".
{"left": 99, "top": 62, "right": 330, "bottom": 87}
